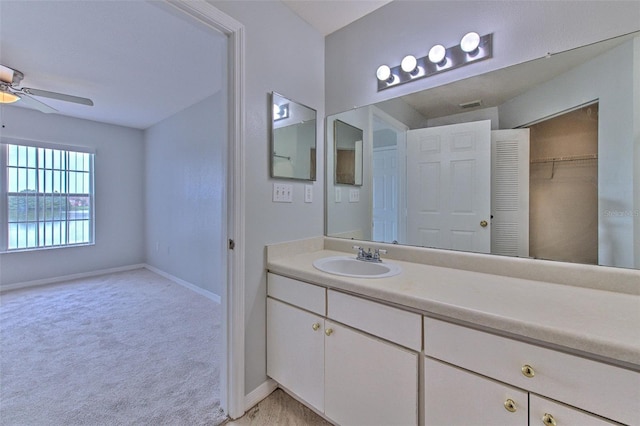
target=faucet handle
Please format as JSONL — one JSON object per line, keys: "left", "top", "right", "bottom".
{"left": 352, "top": 245, "right": 366, "bottom": 259}
{"left": 373, "top": 248, "right": 387, "bottom": 261}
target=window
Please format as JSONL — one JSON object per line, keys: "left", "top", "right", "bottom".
{"left": 1, "top": 141, "right": 94, "bottom": 251}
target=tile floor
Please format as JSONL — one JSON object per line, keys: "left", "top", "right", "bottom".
{"left": 223, "top": 389, "right": 332, "bottom": 425}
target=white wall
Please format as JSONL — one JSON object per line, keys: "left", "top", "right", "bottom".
{"left": 499, "top": 38, "right": 638, "bottom": 268}
{"left": 0, "top": 106, "right": 145, "bottom": 287}
{"left": 210, "top": 0, "right": 325, "bottom": 395}
{"left": 326, "top": 1, "right": 640, "bottom": 116}
{"left": 144, "top": 93, "right": 227, "bottom": 296}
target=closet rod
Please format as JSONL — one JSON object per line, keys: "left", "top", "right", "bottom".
{"left": 530, "top": 153, "right": 597, "bottom": 164}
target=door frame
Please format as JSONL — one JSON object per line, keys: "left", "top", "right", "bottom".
{"left": 160, "top": 0, "right": 245, "bottom": 419}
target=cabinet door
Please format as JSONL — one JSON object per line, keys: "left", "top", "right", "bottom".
{"left": 424, "top": 357, "right": 527, "bottom": 426}
{"left": 324, "top": 320, "right": 418, "bottom": 426}
{"left": 530, "top": 394, "right": 620, "bottom": 426}
{"left": 266, "top": 298, "right": 324, "bottom": 412}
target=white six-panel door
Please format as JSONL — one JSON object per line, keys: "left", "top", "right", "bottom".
{"left": 406, "top": 120, "right": 492, "bottom": 253}
{"left": 372, "top": 147, "right": 399, "bottom": 243}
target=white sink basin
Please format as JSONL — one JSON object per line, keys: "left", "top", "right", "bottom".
{"left": 312, "top": 256, "right": 401, "bottom": 278}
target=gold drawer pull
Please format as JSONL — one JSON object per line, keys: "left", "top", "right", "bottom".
{"left": 522, "top": 364, "right": 535, "bottom": 378}
{"left": 312, "top": 323, "right": 320, "bottom": 331}
{"left": 542, "top": 413, "right": 556, "bottom": 426}
{"left": 325, "top": 328, "right": 334, "bottom": 336}
{"left": 504, "top": 399, "right": 517, "bottom": 413}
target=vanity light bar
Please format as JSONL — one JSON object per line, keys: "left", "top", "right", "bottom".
{"left": 376, "top": 33, "right": 493, "bottom": 91}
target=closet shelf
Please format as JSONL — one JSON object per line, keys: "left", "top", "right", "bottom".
{"left": 530, "top": 153, "right": 598, "bottom": 164}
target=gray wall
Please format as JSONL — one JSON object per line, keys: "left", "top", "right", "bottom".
{"left": 144, "top": 93, "right": 227, "bottom": 296}
{"left": 211, "top": 0, "right": 325, "bottom": 395}
{"left": 0, "top": 107, "right": 145, "bottom": 286}
{"left": 326, "top": 1, "right": 640, "bottom": 116}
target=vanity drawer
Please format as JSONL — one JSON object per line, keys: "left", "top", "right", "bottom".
{"left": 267, "top": 273, "right": 326, "bottom": 315}
{"left": 328, "top": 290, "right": 421, "bottom": 351}
{"left": 424, "top": 317, "right": 640, "bottom": 425}
{"left": 529, "top": 394, "right": 619, "bottom": 425}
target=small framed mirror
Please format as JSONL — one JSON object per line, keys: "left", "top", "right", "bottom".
{"left": 271, "top": 92, "right": 317, "bottom": 181}
{"left": 334, "top": 119, "right": 363, "bottom": 186}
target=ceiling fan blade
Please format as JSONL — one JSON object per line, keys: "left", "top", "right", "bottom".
{"left": 17, "top": 92, "right": 58, "bottom": 114}
{"left": 22, "top": 87, "right": 94, "bottom": 106}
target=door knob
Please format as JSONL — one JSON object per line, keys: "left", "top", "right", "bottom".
{"left": 480, "top": 220, "right": 488, "bottom": 227}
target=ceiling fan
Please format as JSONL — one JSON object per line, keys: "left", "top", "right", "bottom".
{"left": 0, "top": 64, "right": 94, "bottom": 114}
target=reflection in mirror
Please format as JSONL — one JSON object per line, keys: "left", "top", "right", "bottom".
{"left": 271, "top": 92, "right": 317, "bottom": 181}
{"left": 326, "top": 32, "right": 639, "bottom": 269}
{"left": 334, "top": 120, "right": 363, "bottom": 186}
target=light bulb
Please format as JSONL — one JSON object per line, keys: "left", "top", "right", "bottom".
{"left": 401, "top": 55, "right": 418, "bottom": 74}
{"left": 376, "top": 64, "right": 392, "bottom": 82}
{"left": 460, "top": 32, "right": 481, "bottom": 53}
{"left": 428, "top": 44, "right": 446, "bottom": 65}
{"left": 0, "top": 90, "right": 20, "bottom": 104}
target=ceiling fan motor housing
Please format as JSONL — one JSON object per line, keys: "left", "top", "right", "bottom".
{"left": 0, "top": 65, "right": 24, "bottom": 85}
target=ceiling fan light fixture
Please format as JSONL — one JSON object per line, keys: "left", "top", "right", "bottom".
{"left": 0, "top": 90, "right": 20, "bottom": 104}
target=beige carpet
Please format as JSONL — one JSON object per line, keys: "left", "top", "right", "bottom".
{"left": 0, "top": 268, "right": 226, "bottom": 425}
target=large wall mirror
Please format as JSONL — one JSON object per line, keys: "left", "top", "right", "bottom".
{"left": 326, "top": 32, "right": 639, "bottom": 270}
{"left": 271, "top": 92, "right": 317, "bottom": 181}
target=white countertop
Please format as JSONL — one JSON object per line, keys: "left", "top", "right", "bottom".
{"left": 267, "top": 248, "right": 640, "bottom": 369}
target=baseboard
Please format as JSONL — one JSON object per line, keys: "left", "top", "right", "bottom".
{"left": 243, "top": 378, "right": 278, "bottom": 412}
{"left": 0, "top": 264, "right": 146, "bottom": 293}
{"left": 143, "top": 264, "right": 221, "bottom": 304}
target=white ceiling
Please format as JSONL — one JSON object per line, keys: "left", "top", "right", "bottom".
{"left": 282, "top": 0, "right": 393, "bottom": 36}
{"left": 0, "top": 1, "right": 387, "bottom": 130}
{"left": 0, "top": 1, "right": 225, "bottom": 130}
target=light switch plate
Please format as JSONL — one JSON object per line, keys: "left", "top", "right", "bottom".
{"left": 335, "top": 187, "right": 342, "bottom": 203}
{"left": 349, "top": 188, "right": 360, "bottom": 203}
{"left": 304, "top": 185, "right": 313, "bottom": 203}
{"left": 273, "top": 183, "right": 293, "bottom": 203}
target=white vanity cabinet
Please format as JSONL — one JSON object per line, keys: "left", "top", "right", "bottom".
{"left": 267, "top": 298, "right": 325, "bottom": 412}
{"left": 267, "top": 273, "right": 421, "bottom": 425}
{"left": 424, "top": 317, "right": 639, "bottom": 425}
{"left": 266, "top": 274, "right": 327, "bottom": 412}
{"left": 424, "top": 356, "right": 528, "bottom": 425}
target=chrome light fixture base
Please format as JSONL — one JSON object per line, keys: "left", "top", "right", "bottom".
{"left": 377, "top": 33, "right": 493, "bottom": 91}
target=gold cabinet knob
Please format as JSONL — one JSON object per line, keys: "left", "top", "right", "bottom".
{"left": 325, "top": 328, "right": 334, "bottom": 336}
{"left": 542, "top": 413, "right": 557, "bottom": 426}
{"left": 522, "top": 364, "right": 535, "bottom": 378}
{"left": 312, "top": 323, "right": 320, "bottom": 331}
{"left": 480, "top": 220, "right": 488, "bottom": 227}
{"left": 504, "top": 399, "right": 517, "bottom": 413}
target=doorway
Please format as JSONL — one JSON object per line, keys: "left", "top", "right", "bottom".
{"left": 155, "top": 1, "right": 246, "bottom": 419}
{"left": 528, "top": 103, "right": 599, "bottom": 264}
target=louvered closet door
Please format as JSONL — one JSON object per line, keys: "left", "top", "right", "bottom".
{"left": 491, "top": 130, "right": 530, "bottom": 258}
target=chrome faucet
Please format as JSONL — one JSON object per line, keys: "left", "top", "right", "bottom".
{"left": 352, "top": 245, "right": 387, "bottom": 262}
